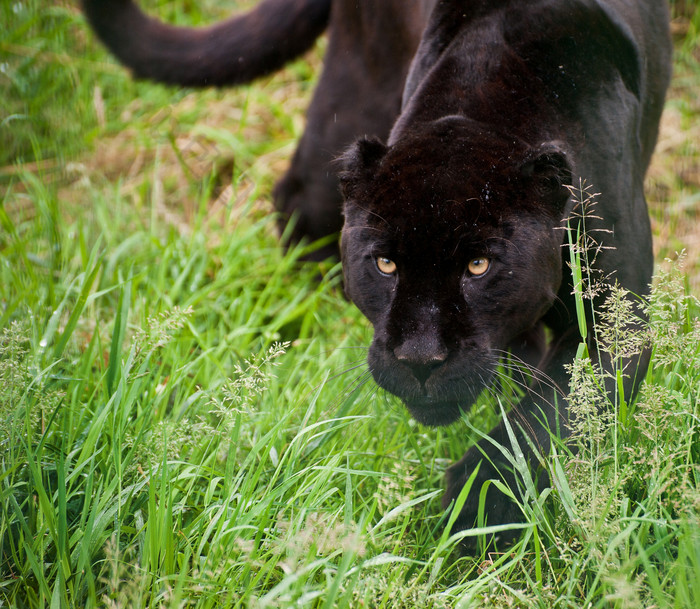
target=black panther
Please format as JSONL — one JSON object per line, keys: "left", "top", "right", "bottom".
{"left": 83, "top": 0, "right": 672, "bottom": 544}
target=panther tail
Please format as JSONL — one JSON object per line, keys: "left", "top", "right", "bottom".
{"left": 81, "top": 0, "right": 331, "bottom": 87}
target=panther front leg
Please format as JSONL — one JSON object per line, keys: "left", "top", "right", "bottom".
{"left": 444, "top": 312, "right": 651, "bottom": 551}
{"left": 442, "top": 389, "right": 567, "bottom": 551}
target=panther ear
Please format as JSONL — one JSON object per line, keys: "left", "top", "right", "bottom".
{"left": 520, "top": 142, "right": 572, "bottom": 210}
{"left": 338, "top": 137, "right": 387, "bottom": 198}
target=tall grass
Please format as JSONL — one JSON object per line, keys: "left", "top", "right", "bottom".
{"left": 1, "top": 1, "right": 699, "bottom": 607}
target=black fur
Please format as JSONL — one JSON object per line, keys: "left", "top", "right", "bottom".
{"left": 341, "top": 0, "right": 671, "bottom": 546}
{"left": 84, "top": 0, "right": 672, "bottom": 548}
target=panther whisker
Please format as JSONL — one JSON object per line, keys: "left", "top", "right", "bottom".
{"left": 493, "top": 349, "right": 564, "bottom": 395}
{"left": 325, "top": 361, "right": 369, "bottom": 383}
{"left": 322, "top": 368, "right": 376, "bottom": 418}
{"left": 491, "top": 369, "right": 559, "bottom": 411}
{"left": 492, "top": 365, "right": 556, "bottom": 398}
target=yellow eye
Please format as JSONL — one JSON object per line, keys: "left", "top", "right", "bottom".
{"left": 468, "top": 257, "right": 490, "bottom": 276}
{"left": 376, "top": 257, "right": 397, "bottom": 275}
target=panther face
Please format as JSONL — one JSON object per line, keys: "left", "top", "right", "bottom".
{"left": 340, "top": 117, "right": 571, "bottom": 425}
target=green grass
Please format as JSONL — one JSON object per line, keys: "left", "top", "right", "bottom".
{"left": 1, "top": 1, "right": 699, "bottom": 607}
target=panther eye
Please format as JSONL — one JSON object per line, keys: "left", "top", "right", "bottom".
{"left": 376, "top": 256, "right": 397, "bottom": 275}
{"left": 467, "top": 257, "right": 490, "bottom": 276}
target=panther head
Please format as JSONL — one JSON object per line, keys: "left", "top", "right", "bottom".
{"left": 339, "top": 116, "right": 572, "bottom": 426}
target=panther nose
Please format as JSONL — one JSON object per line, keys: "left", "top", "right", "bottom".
{"left": 394, "top": 337, "right": 448, "bottom": 386}
{"left": 402, "top": 358, "right": 445, "bottom": 386}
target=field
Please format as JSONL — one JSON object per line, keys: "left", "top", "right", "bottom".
{"left": 1, "top": 1, "right": 699, "bottom": 607}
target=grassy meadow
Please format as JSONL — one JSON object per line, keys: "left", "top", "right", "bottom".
{"left": 1, "top": 1, "right": 699, "bottom": 607}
